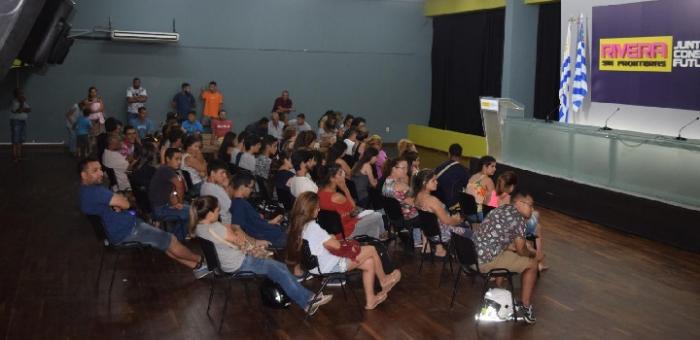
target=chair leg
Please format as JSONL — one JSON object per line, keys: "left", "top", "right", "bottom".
{"left": 206, "top": 279, "right": 216, "bottom": 317}
{"left": 449, "top": 270, "right": 463, "bottom": 309}
{"left": 95, "top": 247, "right": 105, "bottom": 292}
{"left": 218, "top": 279, "right": 233, "bottom": 332}
{"left": 342, "top": 277, "right": 363, "bottom": 318}
{"left": 418, "top": 243, "right": 427, "bottom": 273}
{"left": 507, "top": 275, "right": 517, "bottom": 322}
{"left": 108, "top": 251, "right": 120, "bottom": 298}
{"left": 243, "top": 280, "right": 252, "bottom": 306}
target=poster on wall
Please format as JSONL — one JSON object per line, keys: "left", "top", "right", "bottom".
{"left": 591, "top": 0, "right": 700, "bottom": 111}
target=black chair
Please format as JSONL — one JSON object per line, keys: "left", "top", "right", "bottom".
{"left": 198, "top": 237, "right": 259, "bottom": 332}
{"left": 345, "top": 178, "right": 359, "bottom": 201}
{"left": 86, "top": 214, "right": 151, "bottom": 299}
{"left": 458, "top": 192, "right": 479, "bottom": 221}
{"left": 128, "top": 175, "right": 152, "bottom": 217}
{"left": 276, "top": 187, "right": 295, "bottom": 210}
{"left": 102, "top": 166, "right": 118, "bottom": 191}
{"left": 299, "top": 240, "right": 362, "bottom": 320}
{"left": 317, "top": 210, "right": 347, "bottom": 239}
{"left": 382, "top": 196, "right": 414, "bottom": 253}
{"left": 417, "top": 210, "right": 452, "bottom": 275}
{"left": 448, "top": 232, "right": 518, "bottom": 322}
{"left": 179, "top": 170, "right": 198, "bottom": 200}
{"left": 254, "top": 175, "right": 272, "bottom": 201}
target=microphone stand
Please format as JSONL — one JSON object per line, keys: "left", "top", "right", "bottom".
{"left": 600, "top": 107, "right": 620, "bottom": 131}
{"left": 676, "top": 116, "right": 699, "bottom": 141}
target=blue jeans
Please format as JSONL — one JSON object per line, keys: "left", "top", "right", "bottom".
{"left": 238, "top": 256, "right": 313, "bottom": 309}
{"left": 120, "top": 220, "right": 172, "bottom": 251}
{"left": 10, "top": 119, "right": 26, "bottom": 145}
{"left": 153, "top": 204, "right": 190, "bottom": 241}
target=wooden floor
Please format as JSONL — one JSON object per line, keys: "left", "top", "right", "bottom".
{"left": 1, "top": 149, "right": 700, "bottom": 339}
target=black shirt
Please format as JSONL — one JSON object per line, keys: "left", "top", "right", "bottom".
{"left": 148, "top": 166, "right": 178, "bottom": 208}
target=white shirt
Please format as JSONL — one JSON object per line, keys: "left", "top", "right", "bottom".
{"left": 66, "top": 103, "right": 79, "bottom": 128}
{"left": 181, "top": 153, "right": 203, "bottom": 185}
{"left": 10, "top": 100, "right": 29, "bottom": 120}
{"left": 238, "top": 152, "right": 257, "bottom": 172}
{"left": 289, "top": 175, "right": 318, "bottom": 197}
{"left": 102, "top": 149, "right": 131, "bottom": 191}
{"left": 288, "top": 119, "right": 312, "bottom": 132}
{"left": 267, "top": 120, "right": 285, "bottom": 139}
{"left": 200, "top": 182, "right": 232, "bottom": 225}
{"left": 302, "top": 221, "right": 342, "bottom": 274}
{"left": 344, "top": 139, "right": 356, "bottom": 156}
{"left": 126, "top": 86, "right": 148, "bottom": 114}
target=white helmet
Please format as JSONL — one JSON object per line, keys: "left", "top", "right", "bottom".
{"left": 475, "top": 288, "right": 514, "bottom": 322}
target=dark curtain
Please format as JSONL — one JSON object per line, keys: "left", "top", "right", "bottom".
{"left": 533, "top": 3, "right": 561, "bottom": 120}
{"left": 430, "top": 9, "right": 505, "bottom": 136}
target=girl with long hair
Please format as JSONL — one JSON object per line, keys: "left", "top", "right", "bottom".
{"left": 351, "top": 147, "right": 379, "bottom": 208}
{"left": 286, "top": 192, "right": 401, "bottom": 310}
{"left": 217, "top": 131, "right": 237, "bottom": 163}
{"left": 466, "top": 155, "right": 497, "bottom": 220}
{"left": 382, "top": 157, "right": 421, "bottom": 247}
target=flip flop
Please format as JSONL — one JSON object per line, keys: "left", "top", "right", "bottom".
{"left": 380, "top": 270, "right": 402, "bottom": 294}
{"left": 364, "top": 293, "right": 388, "bottom": 310}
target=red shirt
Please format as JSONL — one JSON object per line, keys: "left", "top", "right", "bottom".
{"left": 272, "top": 97, "right": 292, "bottom": 112}
{"left": 211, "top": 119, "right": 232, "bottom": 138}
{"left": 318, "top": 189, "right": 358, "bottom": 239}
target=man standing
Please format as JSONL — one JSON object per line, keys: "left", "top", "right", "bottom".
{"left": 102, "top": 134, "right": 133, "bottom": 191}
{"left": 65, "top": 102, "right": 81, "bottom": 156}
{"left": 129, "top": 107, "right": 155, "bottom": 139}
{"left": 148, "top": 148, "right": 190, "bottom": 241}
{"left": 171, "top": 82, "right": 196, "bottom": 121}
{"left": 433, "top": 143, "right": 470, "bottom": 208}
{"left": 472, "top": 191, "right": 541, "bottom": 324}
{"left": 79, "top": 156, "right": 208, "bottom": 279}
{"left": 9, "top": 89, "right": 31, "bottom": 162}
{"left": 199, "top": 161, "right": 232, "bottom": 225}
{"left": 289, "top": 149, "right": 318, "bottom": 197}
{"left": 272, "top": 90, "right": 294, "bottom": 115}
{"left": 200, "top": 81, "right": 223, "bottom": 127}
{"left": 126, "top": 77, "right": 148, "bottom": 121}
{"left": 287, "top": 113, "right": 312, "bottom": 132}
{"left": 267, "top": 111, "right": 285, "bottom": 140}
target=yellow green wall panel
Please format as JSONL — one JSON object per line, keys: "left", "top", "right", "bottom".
{"left": 407, "top": 124, "right": 487, "bottom": 158}
{"left": 424, "top": 0, "right": 505, "bottom": 17}
{"left": 524, "top": 0, "right": 559, "bottom": 5}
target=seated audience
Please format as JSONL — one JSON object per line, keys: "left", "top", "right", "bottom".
{"left": 211, "top": 109, "right": 233, "bottom": 142}
{"left": 229, "top": 172, "right": 286, "bottom": 248}
{"left": 182, "top": 111, "right": 204, "bottom": 135}
{"left": 149, "top": 148, "right": 190, "bottom": 241}
{"left": 337, "top": 114, "right": 354, "bottom": 137}
{"left": 397, "top": 138, "right": 417, "bottom": 157}
{"left": 412, "top": 169, "right": 471, "bottom": 257}
{"left": 288, "top": 113, "right": 311, "bottom": 132}
{"left": 244, "top": 118, "right": 269, "bottom": 137}
{"left": 255, "top": 134, "right": 278, "bottom": 180}
{"left": 102, "top": 134, "right": 133, "bottom": 191}
{"left": 235, "top": 134, "right": 261, "bottom": 173}
{"left": 492, "top": 171, "right": 518, "bottom": 207}
{"left": 286, "top": 192, "right": 400, "bottom": 310}
{"left": 318, "top": 165, "right": 385, "bottom": 239}
{"left": 181, "top": 135, "right": 207, "bottom": 193}
{"left": 433, "top": 143, "right": 470, "bottom": 208}
{"left": 289, "top": 149, "right": 318, "bottom": 197}
{"left": 229, "top": 131, "right": 248, "bottom": 165}
{"left": 160, "top": 129, "right": 184, "bottom": 164}
{"left": 96, "top": 117, "right": 121, "bottom": 162}
{"left": 365, "top": 135, "right": 387, "bottom": 178}
{"left": 130, "top": 141, "right": 158, "bottom": 190}
{"left": 325, "top": 141, "right": 352, "bottom": 178}
{"left": 268, "top": 111, "right": 285, "bottom": 140}
{"left": 121, "top": 125, "right": 141, "bottom": 160}
{"left": 293, "top": 130, "right": 317, "bottom": 151}
{"left": 279, "top": 126, "right": 297, "bottom": 154}
{"left": 342, "top": 127, "right": 358, "bottom": 157}
{"left": 350, "top": 147, "right": 379, "bottom": 208}
{"left": 200, "top": 161, "right": 232, "bottom": 225}
{"left": 466, "top": 155, "right": 497, "bottom": 220}
{"left": 217, "top": 131, "right": 237, "bottom": 163}
{"left": 472, "top": 191, "right": 541, "bottom": 323}
{"left": 382, "top": 157, "right": 421, "bottom": 247}
{"left": 403, "top": 150, "right": 420, "bottom": 179}
{"left": 129, "top": 107, "right": 155, "bottom": 139}
{"left": 317, "top": 114, "right": 337, "bottom": 148}
{"left": 79, "top": 157, "right": 208, "bottom": 279}
{"left": 272, "top": 152, "right": 295, "bottom": 207}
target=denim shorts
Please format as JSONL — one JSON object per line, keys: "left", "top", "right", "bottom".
{"left": 120, "top": 220, "right": 172, "bottom": 251}
{"left": 10, "top": 119, "right": 26, "bottom": 144}
{"left": 329, "top": 258, "right": 349, "bottom": 273}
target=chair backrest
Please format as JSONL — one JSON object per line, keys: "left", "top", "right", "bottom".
{"left": 450, "top": 232, "right": 480, "bottom": 273}
{"left": 128, "top": 175, "right": 152, "bottom": 215}
{"left": 458, "top": 192, "right": 478, "bottom": 216}
{"left": 300, "top": 239, "right": 321, "bottom": 273}
{"left": 417, "top": 210, "right": 441, "bottom": 238}
{"left": 255, "top": 175, "right": 271, "bottom": 201}
{"left": 317, "top": 210, "right": 345, "bottom": 238}
{"left": 383, "top": 196, "right": 404, "bottom": 221}
{"left": 179, "top": 170, "right": 194, "bottom": 192}
{"left": 103, "top": 166, "right": 118, "bottom": 191}
{"left": 368, "top": 187, "right": 385, "bottom": 210}
{"left": 276, "top": 186, "right": 295, "bottom": 210}
{"left": 197, "top": 237, "right": 225, "bottom": 274}
{"left": 344, "top": 178, "right": 359, "bottom": 201}
{"left": 86, "top": 214, "right": 109, "bottom": 245}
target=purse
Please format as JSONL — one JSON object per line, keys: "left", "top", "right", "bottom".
{"left": 326, "top": 239, "right": 361, "bottom": 261}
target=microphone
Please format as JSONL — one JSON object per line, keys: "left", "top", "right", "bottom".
{"left": 676, "top": 116, "right": 699, "bottom": 141}
{"left": 600, "top": 107, "right": 621, "bottom": 131}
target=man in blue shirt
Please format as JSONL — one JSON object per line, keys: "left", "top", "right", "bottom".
{"left": 78, "top": 156, "right": 209, "bottom": 279}
{"left": 229, "top": 172, "right": 286, "bottom": 248}
{"left": 181, "top": 111, "right": 204, "bottom": 135}
{"left": 128, "top": 107, "right": 155, "bottom": 139}
{"left": 171, "top": 82, "right": 196, "bottom": 121}
{"left": 433, "top": 143, "right": 470, "bottom": 208}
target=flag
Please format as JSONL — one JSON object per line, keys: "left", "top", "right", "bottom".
{"left": 571, "top": 14, "right": 588, "bottom": 113}
{"left": 558, "top": 19, "right": 573, "bottom": 122}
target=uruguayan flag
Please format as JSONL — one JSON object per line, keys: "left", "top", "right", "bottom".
{"left": 558, "top": 20, "right": 573, "bottom": 122}
{"left": 571, "top": 14, "right": 588, "bottom": 113}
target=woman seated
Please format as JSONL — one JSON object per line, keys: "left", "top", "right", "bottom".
{"left": 192, "top": 196, "right": 333, "bottom": 315}
{"left": 412, "top": 169, "right": 471, "bottom": 257}
{"left": 492, "top": 170, "right": 517, "bottom": 207}
{"left": 382, "top": 157, "right": 421, "bottom": 248}
{"left": 181, "top": 135, "right": 207, "bottom": 193}
{"left": 318, "top": 165, "right": 385, "bottom": 239}
{"left": 325, "top": 141, "right": 352, "bottom": 177}
{"left": 286, "top": 192, "right": 401, "bottom": 310}
{"left": 217, "top": 132, "right": 237, "bottom": 163}
{"left": 466, "top": 155, "right": 497, "bottom": 221}
{"left": 350, "top": 147, "right": 379, "bottom": 208}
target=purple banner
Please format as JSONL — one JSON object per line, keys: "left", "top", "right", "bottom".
{"left": 591, "top": 0, "right": 700, "bottom": 110}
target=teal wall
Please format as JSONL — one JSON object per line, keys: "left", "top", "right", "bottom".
{"left": 501, "top": 0, "right": 539, "bottom": 118}
{"left": 1, "top": 0, "right": 431, "bottom": 143}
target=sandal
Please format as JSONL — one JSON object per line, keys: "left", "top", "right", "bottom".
{"left": 365, "top": 293, "right": 388, "bottom": 310}
{"left": 380, "top": 270, "right": 402, "bottom": 294}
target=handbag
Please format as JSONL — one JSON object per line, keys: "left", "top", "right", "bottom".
{"left": 326, "top": 239, "right": 361, "bottom": 261}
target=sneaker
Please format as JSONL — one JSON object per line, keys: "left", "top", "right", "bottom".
{"left": 515, "top": 303, "right": 536, "bottom": 324}
{"left": 193, "top": 261, "right": 211, "bottom": 279}
{"left": 305, "top": 293, "right": 333, "bottom": 316}
{"left": 326, "top": 279, "right": 346, "bottom": 287}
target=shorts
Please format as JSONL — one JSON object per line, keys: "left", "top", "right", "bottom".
{"left": 10, "top": 119, "right": 26, "bottom": 144}
{"left": 329, "top": 258, "right": 349, "bottom": 273}
{"left": 120, "top": 220, "right": 172, "bottom": 251}
{"left": 479, "top": 251, "right": 533, "bottom": 274}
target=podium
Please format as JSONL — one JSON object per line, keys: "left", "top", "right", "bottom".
{"left": 479, "top": 97, "right": 525, "bottom": 160}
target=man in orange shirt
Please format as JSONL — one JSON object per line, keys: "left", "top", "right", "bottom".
{"left": 200, "top": 81, "right": 223, "bottom": 127}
